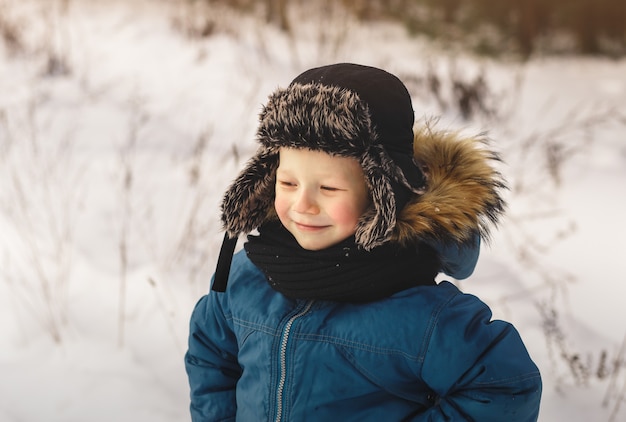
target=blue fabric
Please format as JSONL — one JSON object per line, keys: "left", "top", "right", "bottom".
{"left": 432, "top": 234, "right": 481, "bottom": 280}
{"left": 185, "top": 250, "right": 541, "bottom": 421}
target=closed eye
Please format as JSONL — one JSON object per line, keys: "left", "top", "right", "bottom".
{"left": 321, "top": 186, "right": 343, "bottom": 192}
{"left": 278, "top": 180, "right": 296, "bottom": 187}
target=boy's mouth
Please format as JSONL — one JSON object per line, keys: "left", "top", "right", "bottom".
{"left": 294, "top": 222, "right": 330, "bottom": 231}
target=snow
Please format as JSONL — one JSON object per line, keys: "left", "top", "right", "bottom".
{"left": 1, "top": 0, "right": 625, "bottom": 421}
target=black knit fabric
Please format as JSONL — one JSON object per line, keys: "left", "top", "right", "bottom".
{"left": 244, "top": 222, "right": 439, "bottom": 303}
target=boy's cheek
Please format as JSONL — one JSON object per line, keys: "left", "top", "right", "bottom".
{"left": 326, "top": 202, "right": 363, "bottom": 225}
{"left": 274, "top": 196, "right": 288, "bottom": 222}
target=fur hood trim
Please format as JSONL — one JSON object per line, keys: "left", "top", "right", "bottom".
{"left": 393, "top": 127, "right": 507, "bottom": 245}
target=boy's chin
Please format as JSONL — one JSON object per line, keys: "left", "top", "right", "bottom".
{"left": 279, "top": 219, "right": 356, "bottom": 251}
{"left": 298, "top": 242, "right": 333, "bottom": 251}
{"left": 291, "top": 232, "right": 351, "bottom": 251}
{"left": 292, "top": 235, "right": 330, "bottom": 251}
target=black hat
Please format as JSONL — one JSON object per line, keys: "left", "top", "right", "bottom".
{"left": 221, "top": 63, "right": 425, "bottom": 250}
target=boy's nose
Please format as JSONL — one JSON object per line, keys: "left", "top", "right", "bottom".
{"left": 293, "top": 189, "right": 319, "bottom": 214}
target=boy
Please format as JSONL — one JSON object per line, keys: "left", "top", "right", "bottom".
{"left": 185, "top": 63, "right": 542, "bottom": 421}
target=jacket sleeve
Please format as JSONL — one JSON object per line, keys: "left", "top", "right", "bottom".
{"left": 418, "top": 287, "right": 542, "bottom": 421}
{"left": 431, "top": 234, "right": 481, "bottom": 280}
{"left": 185, "top": 289, "right": 241, "bottom": 422}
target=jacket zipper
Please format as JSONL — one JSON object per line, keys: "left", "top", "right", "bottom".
{"left": 275, "top": 300, "right": 314, "bottom": 422}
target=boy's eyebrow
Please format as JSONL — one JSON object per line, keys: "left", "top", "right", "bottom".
{"left": 275, "top": 168, "right": 293, "bottom": 176}
{"left": 277, "top": 169, "right": 347, "bottom": 181}
{"left": 277, "top": 162, "right": 353, "bottom": 181}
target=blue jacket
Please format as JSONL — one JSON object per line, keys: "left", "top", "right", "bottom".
{"left": 185, "top": 251, "right": 541, "bottom": 421}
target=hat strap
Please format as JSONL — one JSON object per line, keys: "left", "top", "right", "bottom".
{"left": 212, "top": 233, "right": 238, "bottom": 292}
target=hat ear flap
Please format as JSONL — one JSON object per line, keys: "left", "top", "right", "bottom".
{"left": 355, "top": 150, "right": 397, "bottom": 250}
{"left": 221, "top": 147, "right": 279, "bottom": 237}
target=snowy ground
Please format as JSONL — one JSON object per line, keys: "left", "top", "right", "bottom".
{"left": 1, "top": 1, "right": 625, "bottom": 421}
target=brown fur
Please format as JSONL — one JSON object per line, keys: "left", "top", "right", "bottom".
{"left": 392, "top": 127, "right": 507, "bottom": 245}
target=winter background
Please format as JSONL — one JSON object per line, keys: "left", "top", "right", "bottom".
{"left": 1, "top": 0, "right": 625, "bottom": 421}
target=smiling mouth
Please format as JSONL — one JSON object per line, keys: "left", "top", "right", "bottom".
{"left": 294, "top": 222, "right": 329, "bottom": 231}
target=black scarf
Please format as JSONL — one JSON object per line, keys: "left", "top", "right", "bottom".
{"left": 244, "top": 222, "right": 440, "bottom": 303}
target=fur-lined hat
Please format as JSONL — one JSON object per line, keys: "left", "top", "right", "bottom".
{"left": 213, "top": 63, "right": 506, "bottom": 291}
{"left": 222, "top": 63, "right": 427, "bottom": 250}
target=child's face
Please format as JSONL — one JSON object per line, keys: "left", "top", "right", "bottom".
{"left": 275, "top": 147, "right": 370, "bottom": 251}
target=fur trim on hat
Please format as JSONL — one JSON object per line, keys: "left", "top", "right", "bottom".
{"left": 221, "top": 146, "right": 278, "bottom": 238}
{"left": 221, "top": 82, "right": 421, "bottom": 250}
{"left": 259, "top": 83, "right": 376, "bottom": 155}
{"left": 392, "top": 127, "right": 507, "bottom": 245}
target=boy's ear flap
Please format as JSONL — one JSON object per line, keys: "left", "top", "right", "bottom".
{"left": 221, "top": 147, "right": 279, "bottom": 237}
{"left": 355, "top": 149, "right": 397, "bottom": 250}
